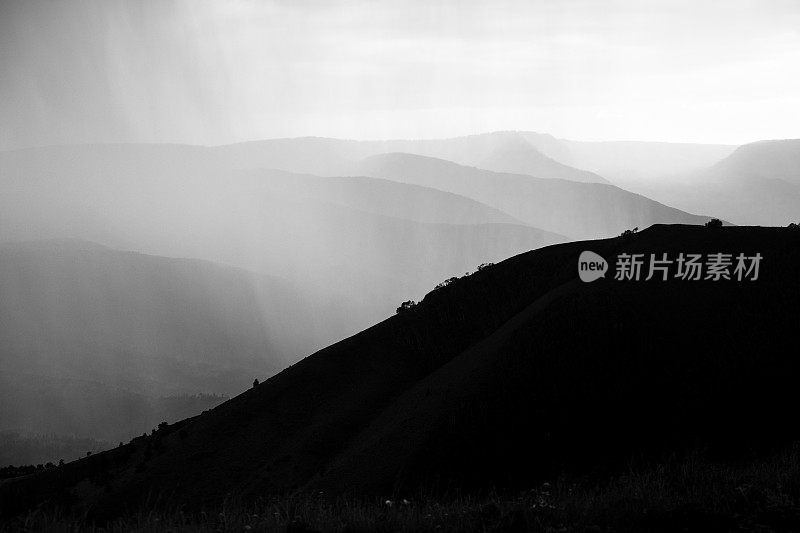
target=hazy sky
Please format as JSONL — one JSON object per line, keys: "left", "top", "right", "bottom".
{"left": 2, "top": 0, "right": 799, "bottom": 150}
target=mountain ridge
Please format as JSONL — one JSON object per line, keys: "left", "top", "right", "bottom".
{"left": 0, "top": 238, "right": 351, "bottom": 446}
{"left": 3, "top": 224, "right": 797, "bottom": 520}
{"left": 354, "top": 152, "right": 721, "bottom": 238}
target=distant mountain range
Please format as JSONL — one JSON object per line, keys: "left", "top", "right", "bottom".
{"left": 519, "top": 132, "right": 736, "bottom": 184}
{"left": 0, "top": 239, "right": 349, "bottom": 445}
{"left": 710, "top": 139, "right": 800, "bottom": 187}
{"left": 4, "top": 225, "right": 798, "bottom": 520}
{"left": 211, "top": 131, "right": 611, "bottom": 183}
{"left": 2, "top": 131, "right": 795, "bottom": 469}
{"left": 216, "top": 132, "right": 799, "bottom": 228}
{"left": 1, "top": 135, "right": 724, "bottom": 354}
{"left": 352, "top": 152, "right": 716, "bottom": 238}
{"left": 0, "top": 144, "right": 566, "bottom": 329}
{"left": 209, "top": 131, "right": 738, "bottom": 187}
{"left": 619, "top": 139, "right": 800, "bottom": 226}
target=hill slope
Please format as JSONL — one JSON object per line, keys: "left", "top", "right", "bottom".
{"left": 638, "top": 140, "right": 800, "bottom": 226}
{"left": 710, "top": 139, "right": 800, "bottom": 187}
{"left": 0, "top": 239, "right": 346, "bottom": 443}
{"left": 354, "top": 153, "right": 718, "bottom": 238}
{"left": 213, "top": 131, "right": 611, "bottom": 184}
{"left": 370, "top": 131, "right": 611, "bottom": 184}
{"left": 0, "top": 145, "right": 562, "bottom": 335}
{"left": 235, "top": 169, "right": 523, "bottom": 225}
{"left": 519, "top": 132, "right": 736, "bottom": 184}
{"left": 3, "top": 225, "right": 798, "bottom": 520}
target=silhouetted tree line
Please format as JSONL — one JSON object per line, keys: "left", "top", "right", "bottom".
{"left": 396, "top": 263, "right": 495, "bottom": 315}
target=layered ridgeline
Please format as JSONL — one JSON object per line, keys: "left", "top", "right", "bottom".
{"left": 568, "top": 139, "right": 800, "bottom": 227}
{"left": 211, "top": 131, "right": 610, "bottom": 184}
{"left": 3, "top": 225, "right": 798, "bottom": 520}
{"left": 0, "top": 239, "right": 346, "bottom": 446}
{"left": 712, "top": 139, "right": 800, "bottom": 186}
{"left": 0, "top": 144, "right": 564, "bottom": 332}
{"left": 687, "top": 139, "right": 800, "bottom": 226}
{"left": 0, "top": 144, "right": 563, "bottom": 456}
{"left": 352, "top": 153, "right": 716, "bottom": 239}
{"left": 0, "top": 138, "right": 731, "bottom": 463}
{"left": 517, "top": 132, "right": 736, "bottom": 186}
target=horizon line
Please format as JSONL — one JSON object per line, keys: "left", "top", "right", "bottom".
{"left": 7, "top": 130, "right": 795, "bottom": 153}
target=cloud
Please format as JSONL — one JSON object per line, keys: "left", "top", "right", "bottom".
{"left": 1, "top": 0, "right": 799, "bottom": 148}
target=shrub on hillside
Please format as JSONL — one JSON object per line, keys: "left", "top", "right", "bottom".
{"left": 396, "top": 300, "right": 417, "bottom": 314}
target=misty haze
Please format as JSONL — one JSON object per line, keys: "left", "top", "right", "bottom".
{"left": 2, "top": 1, "right": 800, "bottom": 531}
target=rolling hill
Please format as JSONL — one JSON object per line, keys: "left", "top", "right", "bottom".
{"left": 212, "top": 131, "right": 611, "bottom": 184}
{"left": 519, "top": 132, "right": 736, "bottom": 185}
{"left": 213, "top": 131, "right": 736, "bottom": 189}
{"left": 3, "top": 224, "right": 798, "bottom": 520}
{"left": 710, "top": 139, "right": 800, "bottom": 187}
{"left": 353, "top": 153, "right": 719, "bottom": 239}
{"left": 698, "top": 140, "right": 800, "bottom": 226}
{"left": 365, "top": 131, "right": 611, "bottom": 184}
{"left": 0, "top": 239, "right": 348, "bottom": 445}
{"left": 631, "top": 140, "right": 800, "bottom": 226}
{"left": 0, "top": 145, "right": 563, "bottom": 335}
{"left": 233, "top": 169, "right": 523, "bottom": 226}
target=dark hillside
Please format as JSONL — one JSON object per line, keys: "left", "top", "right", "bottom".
{"left": 2, "top": 225, "right": 798, "bottom": 522}
{"left": 0, "top": 240, "right": 348, "bottom": 450}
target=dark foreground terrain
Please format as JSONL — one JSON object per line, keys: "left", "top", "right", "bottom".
{"left": 2, "top": 224, "right": 800, "bottom": 531}
{"left": 9, "top": 447, "right": 800, "bottom": 532}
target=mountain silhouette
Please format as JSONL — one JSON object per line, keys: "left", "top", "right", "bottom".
{"left": 3, "top": 224, "right": 797, "bottom": 520}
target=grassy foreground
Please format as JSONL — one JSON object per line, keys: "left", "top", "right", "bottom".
{"left": 6, "top": 447, "right": 800, "bottom": 533}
